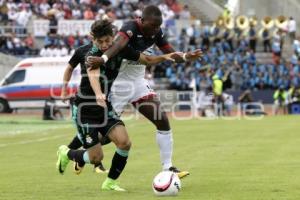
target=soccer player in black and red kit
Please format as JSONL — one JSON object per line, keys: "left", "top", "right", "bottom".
{"left": 86, "top": 5, "right": 202, "bottom": 178}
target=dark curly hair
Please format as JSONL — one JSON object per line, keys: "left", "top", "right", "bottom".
{"left": 90, "top": 19, "right": 113, "bottom": 38}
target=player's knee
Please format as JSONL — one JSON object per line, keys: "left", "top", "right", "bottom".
{"left": 117, "top": 140, "right": 131, "bottom": 151}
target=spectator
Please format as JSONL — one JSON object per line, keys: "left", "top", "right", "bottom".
{"left": 24, "top": 33, "right": 34, "bottom": 48}
{"left": 0, "top": 0, "right": 9, "bottom": 23}
{"left": 222, "top": 92, "right": 233, "bottom": 116}
{"left": 40, "top": 45, "right": 49, "bottom": 57}
{"left": 72, "top": 5, "right": 82, "bottom": 19}
{"left": 83, "top": 6, "right": 94, "bottom": 19}
{"left": 15, "top": 7, "right": 32, "bottom": 35}
{"left": 179, "top": 5, "right": 190, "bottom": 20}
{"left": 230, "top": 65, "right": 243, "bottom": 90}
{"left": 273, "top": 86, "right": 288, "bottom": 115}
{"left": 43, "top": 98, "right": 63, "bottom": 120}
{"left": 272, "top": 34, "right": 281, "bottom": 64}
{"left": 178, "top": 28, "right": 189, "bottom": 52}
{"left": 39, "top": 0, "right": 50, "bottom": 17}
{"left": 262, "top": 28, "right": 271, "bottom": 52}
{"left": 48, "top": 12, "right": 58, "bottom": 35}
{"left": 212, "top": 74, "right": 223, "bottom": 116}
{"left": 288, "top": 17, "right": 296, "bottom": 44}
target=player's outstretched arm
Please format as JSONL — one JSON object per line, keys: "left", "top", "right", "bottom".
{"left": 170, "top": 49, "right": 203, "bottom": 63}
{"left": 158, "top": 43, "right": 187, "bottom": 62}
{"left": 138, "top": 52, "right": 184, "bottom": 65}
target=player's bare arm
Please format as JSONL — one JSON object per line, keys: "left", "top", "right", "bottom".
{"left": 86, "top": 66, "right": 106, "bottom": 108}
{"left": 61, "top": 64, "right": 74, "bottom": 102}
{"left": 138, "top": 52, "right": 183, "bottom": 65}
{"left": 159, "top": 45, "right": 203, "bottom": 63}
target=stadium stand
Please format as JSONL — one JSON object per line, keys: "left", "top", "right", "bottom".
{"left": 0, "top": 0, "right": 300, "bottom": 93}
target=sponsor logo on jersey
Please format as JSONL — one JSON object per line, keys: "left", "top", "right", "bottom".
{"left": 137, "top": 35, "right": 143, "bottom": 38}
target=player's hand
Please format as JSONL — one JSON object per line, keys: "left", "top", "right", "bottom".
{"left": 96, "top": 94, "right": 107, "bottom": 108}
{"left": 164, "top": 52, "right": 182, "bottom": 62}
{"left": 86, "top": 56, "right": 104, "bottom": 70}
{"left": 185, "top": 49, "right": 203, "bottom": 61}
{"left": 61, "top": 86, "right": 69, "bottom": 103}
{"left": 169, "top": 52, "right": 184, "bottom": 63}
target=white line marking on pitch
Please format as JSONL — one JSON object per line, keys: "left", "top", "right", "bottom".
{"left": 0, "top": 134, "right": 68, "bottom": 148}
{"left": 0, "top": 121, "right": 139, "bottom": 148}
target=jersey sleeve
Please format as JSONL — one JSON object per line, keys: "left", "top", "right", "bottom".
{"left": 154, "top": 29, "right": 171, "bottom": 50}
{"left": 119, "top": 45, "right": 140, "bottom": 61}
{"left": 68, "top": 48, "right": 81, "bottom": 68}
{"left": 118, "top": 21, "right": 137, "bottom": 39}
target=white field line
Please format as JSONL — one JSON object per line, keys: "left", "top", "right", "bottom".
{"left": 0, "top": 124, "right": 72, "bottom": 136}
{"left": 0, "top": 134, "right": 69, "bottom": 148}
{"left": 0, "top": 121, "right": 138, "bottom": 148}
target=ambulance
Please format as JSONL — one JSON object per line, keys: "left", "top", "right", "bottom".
{"left": 0, "top": 57, "right": 80, "bottom": 113}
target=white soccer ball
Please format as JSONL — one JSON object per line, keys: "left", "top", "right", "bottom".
{"left": 152, "top": 171, "right": 181, "bottom": 196}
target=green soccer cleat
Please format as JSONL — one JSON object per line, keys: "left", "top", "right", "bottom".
{"left": 101, "top": 178, "right": 126, "bottom": 192}
{"left": 56, "top": 145, "right": 70, "bottom": 174}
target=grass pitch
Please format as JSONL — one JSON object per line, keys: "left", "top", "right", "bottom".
{"left": 0, "top": 115, "right": 299, "bottom": 200}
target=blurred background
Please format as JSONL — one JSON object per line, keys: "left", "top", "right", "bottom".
{"left": 0, "top": 0, "right": 300, "bottom": 117}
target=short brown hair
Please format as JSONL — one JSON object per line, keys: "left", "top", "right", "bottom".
{"left": 91, "top": 20, "right": 113, "bottom": 38}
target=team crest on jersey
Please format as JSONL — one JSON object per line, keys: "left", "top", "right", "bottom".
{"left": 126, "top": 30, "right": 133, "bottom": 38}
{"left": 86, "top": 136, "right": 93, "bottom": 144}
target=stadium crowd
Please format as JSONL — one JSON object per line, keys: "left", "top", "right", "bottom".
{"left": 152, "top": 23, "right": 300, "bottom": 91}
{"left": 0, "top": 0, "right": 189, "bottom": 54}
{"left": 0, "top": 0, "right": 300, "bottom": 92}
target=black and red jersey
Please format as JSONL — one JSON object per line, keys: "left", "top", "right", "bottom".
{"left": 118, "top": 19, "right": 171, "bottom": 52}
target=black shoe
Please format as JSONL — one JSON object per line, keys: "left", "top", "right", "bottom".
{"left": 94, "top": 162, "right": 108, "bottom": 174}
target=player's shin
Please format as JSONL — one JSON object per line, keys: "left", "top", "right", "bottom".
{"left": 107, "top": 148, "right": 129, "bottom": 180}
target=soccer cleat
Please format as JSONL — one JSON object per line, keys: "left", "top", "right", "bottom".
{"left": 73, "top": 162, "right": 84, "bottom": 175}
{"left": 94, "top": 162, "right": 109, "bottom": 174}
{"left": 169, "top": 166, "right": 190, "bottom": 179}
{"left": 101, "top": 178, "right": 126, "bottom": 192}
{"left": 56, "top": 145, "right": 70, "bottom": 174}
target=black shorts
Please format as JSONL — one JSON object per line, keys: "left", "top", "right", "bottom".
{"left": 72, "top": 103, "right": 124, "bottom": 149}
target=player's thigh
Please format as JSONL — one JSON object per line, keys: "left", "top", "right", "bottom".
{"left": 108, "top": 124, "right": 131, "bottom": 150}
{"left": 131, "top": 78, "right": 156, "bottom": 103}
{"left": 109, "top": 79, "right": 135, "bottom": 115}
{"left": 75, "top": 110, "right": 106, "bottom": 149}
{"left": 134, "top": 98, "right": 170, "bottom": 130}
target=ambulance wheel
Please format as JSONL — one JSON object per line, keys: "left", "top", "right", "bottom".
{"left": 0, "top": 99, "right": 12, "bottom": 113}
